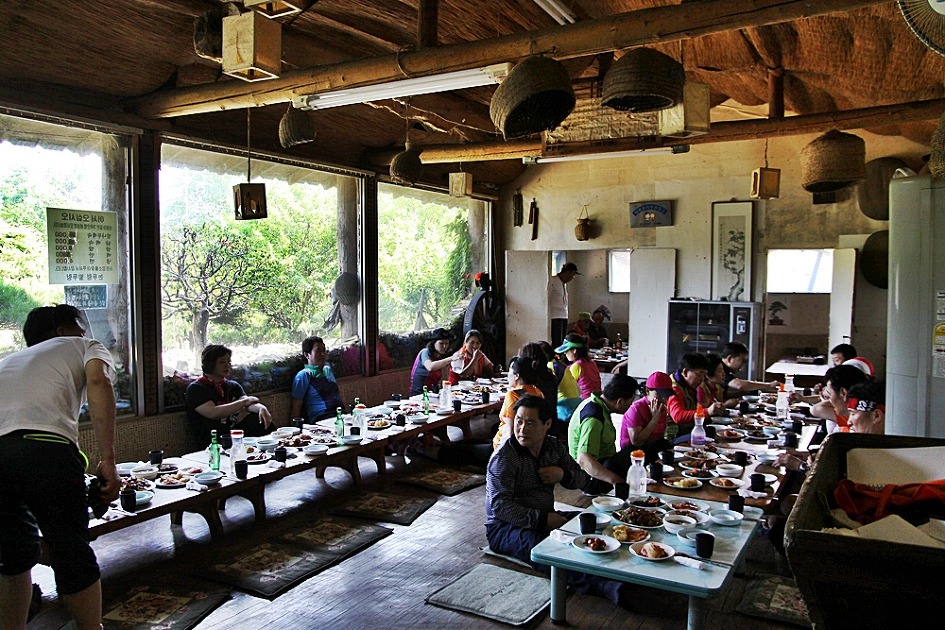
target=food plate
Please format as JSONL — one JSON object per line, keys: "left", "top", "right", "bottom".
{"left": 612, "top": 506, "right": 666, "bottom": 529}
{"left": 709, "top": 416, "right": 736, "bottom": 425}
{"left": 592, "top": 496, "right": 625, "bottom": 512}
{"left": 179, "top": 465, "right": 205, "bottom": 476}
{"left": 135, "top": 490, "right": 154, "bottom": 507}
{"left": 674, "top": 447, "right": 720, "bottom": 460}
{"left": 629, "top": 541, "right": 675, "bottom": 561}
{"left": 303, "top": 444, "right": 329, "bottom": 456}
{"left": 667, "top": 499, "right": 711, "bottom": 512}
{"left": 406, "top": 413, "right": 430, "bottom": 424}
{"left": 626, "top": 495, "right": 666, "bottom": 509}
{"left": 611, "top": 525, "right": 650, "bottom": 544}
{"left": 382, "top": 400, "right": 402, "bottom": 409}
{"left": 247, "top": 453, "right": 271, "bottom": 464}
{"left": 310, "top": 435, "right": 338, "bottom": 445}
{"left": 366, "top": 419, "right": 391, "bottom": 430}
{"left": 681, "top": 469, "right": 717, "bottom": 480}
{"left": 663, "top": 477, "right": 703, "bottom": 490}
{"left": 741, "top": 506, "right": 765, "bottom": 520}
{"left": 709, "top": 477, "right": 746, "bottom": 489}
{"left": 435, "top": 409, "right": 453, "bottom": 416}
{"left": 572, "top": 534, "right": 620, "bottom": 554}
{"left": 761, "top": 473, "right": 778, "bottom": 485}
{"left": 667, "top": 508, "right": 711, "bottom": 525}
{"left": 154, "top": 474, "right": 188, "bottom": 488}
{"left": 715, "top": 428, "right": 747, "bottom": 441}
{"left": 120, "top": 478, "right": 154, "bottom": 492}
{"left": 339, "top": 435, "right": 363, "bottom": 445}
{"left": 117, "top": 462, "right": 139, "bottom": 476}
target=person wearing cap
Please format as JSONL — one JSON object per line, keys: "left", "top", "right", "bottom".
{"left": 843, "top": 356, "right": 875, "bottom": 379}
{"left": 586, "top": 307, "right": 610, "bottom": 349}
{"left": 549, "top": 262, "right": 580, "bottom": 346}
{"left": 556, "top": 333, "right": 601, "bottom": 400}
{"left": 666, "top": 353, "right": 725, "bottom": 442}
{"left": 409, "top": 328, "right": 458, "bottom": 395}
{"left": 290, "top": 336, "right": 345, "bottom": 423}
{"left": 811, "top": 364, "right": 869, "bottom": 433}
{"left": 846, "top": 380, "right": 885, "bottom": 434}
{"left": 567, "top": 374, "right": 639, "bottom": 492}
{"left": 568, "top": 311, "right": 593, "bottom": 340}
{"left": 619, "top": 371, "right": 673, "bottom": 461}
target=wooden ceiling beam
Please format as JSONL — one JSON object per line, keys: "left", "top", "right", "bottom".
{"left": 127, "top": 0, "right": 887, "bottom": 118}
{"left": 418, "top": 0, "right": 439, "bottom": 49}
{"left": 404, "top": 98, "right": 945, "bottom": 163}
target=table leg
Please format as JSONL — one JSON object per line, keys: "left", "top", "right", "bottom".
{"left": 456, "top": 417, "right": 472, "bottom": 440}
{"left": 550, "top": 566, "right": 568, "bottom": 625}
{"left": 687, "top": 594, "right": 707, "bottom": 630}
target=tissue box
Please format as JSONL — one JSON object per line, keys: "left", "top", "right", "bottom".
{"left": 785, "top": 432, "right": 945, "bottom": 629}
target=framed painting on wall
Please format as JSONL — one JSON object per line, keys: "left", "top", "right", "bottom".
{"left": 711, "top": 201, "right": 753, "bottom": 301}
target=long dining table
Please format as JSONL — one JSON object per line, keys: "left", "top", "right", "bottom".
{"left": 87, "top": 389, "right": 503, "bottom": 542}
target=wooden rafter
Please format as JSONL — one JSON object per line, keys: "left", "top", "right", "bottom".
{"left": 127, "top": 0, "right": 887, "bottom": 119}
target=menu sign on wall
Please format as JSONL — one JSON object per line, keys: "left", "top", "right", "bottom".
{"left": 46, "top": 208, "right": 119, "bottom": 285}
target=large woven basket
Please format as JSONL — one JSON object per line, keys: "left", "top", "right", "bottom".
{"left": 490, "top": 56, "right": 575, "bottom": 140}
{"left": 390, "top": 142, "right": 423, "bottom": 186}
{"left": 801, "top": 130, "right": 866, "bottom": 192}
{"left": 601, "top": 47, "right": 685, "bottom": 113}
{"left": 278, "top": 105, "right": 316, "bottom": 148}
{"left": 928, "top": 110, "right": 945, "bottom": 178}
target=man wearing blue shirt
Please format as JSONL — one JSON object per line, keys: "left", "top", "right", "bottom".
{"left": 289, "top": 336, "right": 345, "bottom": 422}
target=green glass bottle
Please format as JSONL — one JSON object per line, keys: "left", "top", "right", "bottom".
{"left": 422, "top": 385, "right": 430, "bottom": 415}
{"left": 209, "top": 429, "right": 221, "bottom": 471}
{"left": 335, "top": 407, "right": 344, "bottom": 438}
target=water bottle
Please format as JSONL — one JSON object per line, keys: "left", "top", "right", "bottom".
{"left": 439, "top": 380, "right": 452, "bottom": 409}
{"left": 785, "top": 374, "right": 796, "bottom": 394}
{"left": 334, "top": 406, "right": 344, "bottom": 437}
{"left": 422, "top": 386, "right": 431, "bottom": 415}
{"left": 626, "top": 450, "right": 647, "bottom": 496}
{"left": 209, "top": 429, "right": 221, "bottom": 471}
{"left": 353, "top": 398, "right": 367, "bottom": 434}
{"left": 229, "top": 428, "right": 245, "bottom": 476}
{"left": 691, "top": 404, "right": 707, "bottom": 448}
{"left": 776, "top": 383, "right": 790, "bottom": 421}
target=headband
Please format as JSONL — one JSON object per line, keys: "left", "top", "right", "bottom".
{"left": 847, "top": 397, "right": 884, "bottom": 413}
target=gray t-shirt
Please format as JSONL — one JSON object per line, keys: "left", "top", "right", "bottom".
{"left": 0, "top": 336, "right": 114, "bottom": 445}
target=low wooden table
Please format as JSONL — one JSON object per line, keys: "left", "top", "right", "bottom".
{"left": 88, "top": 398, "right": 501, "bottom": 542}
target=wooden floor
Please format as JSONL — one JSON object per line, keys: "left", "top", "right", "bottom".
{"left": 28, "top": 420, "right": 805, "bottom": 630}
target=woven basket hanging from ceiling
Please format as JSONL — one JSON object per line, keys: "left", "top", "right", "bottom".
{"left": 800, "top": 130, "right": 866, "bottom": 192}
{"left": 490, "top": 56, "right": 575, "bottom": 140}
{"left": 928, "top": 110, "right": 945, "bottom": 179}
{"left": 601, "top": 47, "right": 685, "bottom": 113}
{"left": 390, "top": 142, "right": 424, "bottom": 186}
{"left": 278, "top": 105, "right": 317, "bottom": 148}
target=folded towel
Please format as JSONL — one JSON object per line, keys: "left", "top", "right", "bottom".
{"left": 185, "top": 480, "right": 208, "bottom": 492}
{"left": 737, "top": 488, "right": 767, "bottom": 499}
{"left": 674, "top": 556, "right": 706, "bottom": 570}
{"left": 267, "top": 460, "right": 286, "bottom": 469}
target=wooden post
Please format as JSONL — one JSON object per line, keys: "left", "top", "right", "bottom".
{"left": 768, "top": 66, "right": 784, "bottom": 119}
{"left": 336, "top": 176, "right": 359, "bottom": 340}
{"left": 468, "top": 199, "right": 486, "bottom": 280}
{"left": 418, "top": 0, "right": 439, "bottom": 49}
{"left": 101, "top": 135, "right": 131, "bottom": 409}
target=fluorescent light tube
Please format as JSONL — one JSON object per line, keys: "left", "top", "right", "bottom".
{"left": 523, "top": 145, "right": 690, "bottom": 163}
{"left": 533, "top": 0, "right": 577, "bottom": 25}
{"left": 292, "top": 63, "right": 512, "bottom": 110}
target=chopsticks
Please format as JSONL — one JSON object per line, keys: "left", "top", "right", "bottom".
{"left": 675, "top": 552, "right": 733, "bottom": 568}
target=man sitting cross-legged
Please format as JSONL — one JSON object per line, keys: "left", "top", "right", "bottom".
{"left": 485, "top": 394, "right": 631, "bottom": 608}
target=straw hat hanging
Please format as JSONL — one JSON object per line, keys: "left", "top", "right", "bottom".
{"left": 800, "top": 130, "right": 866, "bottom": 192}
{"left": 601, "top": 47, "right": 685, "bottom": 113}
{"left": 490, "top": 56, "right": 575, "bottom": 140}
{"left": 278, "top": 105, "right": 316, "bottom": 148}
{"left": 928, "top": 110, "right": 945, "bottom": 178}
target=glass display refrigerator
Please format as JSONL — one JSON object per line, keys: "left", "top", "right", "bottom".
{"left": 666, "top": 299, "right": 763, "bottom": 379}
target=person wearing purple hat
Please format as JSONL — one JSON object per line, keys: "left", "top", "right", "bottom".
{"left": 549, "top": 262, "right": 580, "bottom": 346}
{"left": 619, "top": 371, "right": 673, "bottom": 462}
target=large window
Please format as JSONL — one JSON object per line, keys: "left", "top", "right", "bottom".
{"left": 766, "top": 249, "right": 833, "bottom": 293}
{"left": 377, "top": 184, "right": 488, "bottom": 369}
{"left": 159, "top": 144, "right": 361, "bottom": 406}
{"left": 0, "top": 113, "right": 135, "bottom": 414}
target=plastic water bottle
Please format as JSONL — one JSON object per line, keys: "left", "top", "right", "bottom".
{"left": 785, "top": 374, "right": 796, "bottom": 394}
{"left": 691, "top": 404, "right": 707, "bottom": 448}
{"left": 776, "top": 383, "right": 790, "bottom": 421}
{"left": 353, "top": 399, "right": 367, "bottom": 434}
{"left": 626, "top": 450, "right": 647, "bottom": 496}
{"left": 229, "top": 428, "right": 245, "bottom": 476}
{"left": 209, "top": 430, "right": 221, "bottom": 471}
{"left": 422, "top": 386, "right": 431, "bottom": 415}
{"left": 334, "top": 407, "right": 344, "bottom": 437}
{"left": 439, "top": 380, "right": 452, "bottom": 409}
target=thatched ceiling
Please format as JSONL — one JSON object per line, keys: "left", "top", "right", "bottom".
{"left": 0, "top": 1, "right": 942, "bottom": 191}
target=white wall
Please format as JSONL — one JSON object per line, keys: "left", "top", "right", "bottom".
{"left": 498, "top": 131, "right": 927, "bottom": 377}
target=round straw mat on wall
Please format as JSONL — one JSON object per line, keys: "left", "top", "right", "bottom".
{"left": 601, "top": 47, "right": 685, "bottom": 113}
{"left": 860, "top": 230, "right": 888, "bottom": 289}
{"left": 929, "top": 110, "right": 945, "bottom": 178}
{"left": 390, "top": 143, "right": 423, "bottom": 186}
{"left": 801, "top": 130, "right": 866, "bottom": 192}
{"left": 856, "top": 157, "right": 907, "bottom": 221}
{"left": 490, "top": 56, "right": 575, "bottom": 140}
{"left": 278, "top": 105, "right": 317, "bottom": 148}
